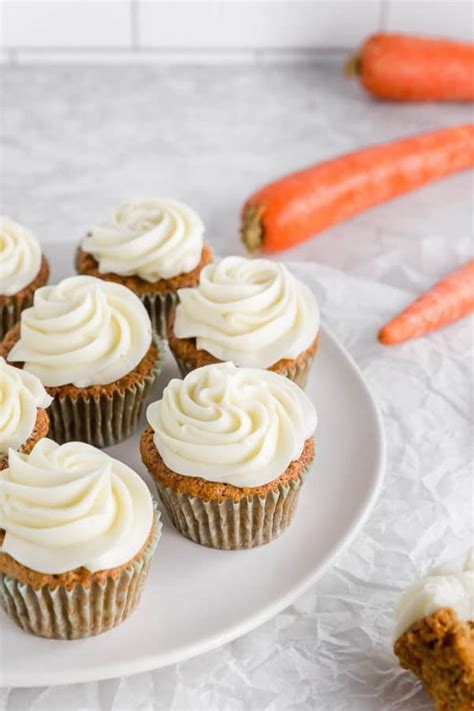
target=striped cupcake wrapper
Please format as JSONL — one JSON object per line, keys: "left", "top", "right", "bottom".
{"left": 172, "top": 350, "right": 316, "bottom": 390}
{"left": 140, "top": 291, "right": 178, "bottom": 339}
{"left": 48, "top": 336, "right": 164, "bottom": 448}
{"left": 0, "top": 507, "right": 161, "bottom": 640}
{"left": 154, "top": 464, "right": 311, "bottom": 550}
{"left": 0, "top": 293, "right": 34, "bottom": 342}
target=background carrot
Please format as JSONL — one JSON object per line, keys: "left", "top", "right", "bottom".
{"left": 379, "top": 260, "right": 474, "bottom": 345}
{"left": 348, "top": 33, "right": 474, "bottom": 102}
{"left": 241, "top": 124, "right": 474, "bottom": 253}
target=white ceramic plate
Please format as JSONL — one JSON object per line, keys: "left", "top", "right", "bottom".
{"left": 0, "top": 244, "right": 385, "bottom": 688}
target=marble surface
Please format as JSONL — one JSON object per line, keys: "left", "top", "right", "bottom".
{"left": 1, "top": 60, "right": 473, "bottom": 710}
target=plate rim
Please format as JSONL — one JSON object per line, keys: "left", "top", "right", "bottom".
{"left": 0, "top": 321, "right": 386, "bottom": 688}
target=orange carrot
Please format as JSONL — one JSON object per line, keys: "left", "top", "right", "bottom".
{"left": 241, "top": 124, "right": 474, "bottom": 253}
{"left": 379, "top": 260, "right": 474, "bottom": 345}
{"left": 348, "top": 33, "right": 474, "bottom": 102}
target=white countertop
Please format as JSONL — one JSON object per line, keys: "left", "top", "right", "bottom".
{"left": 1, "top": 59, "right": 473, "bottom": 711}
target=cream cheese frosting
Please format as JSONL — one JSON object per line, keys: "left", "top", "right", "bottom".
{"left": 82, "top": 198, "right": 204, "bottom": 282}
{"left": 394, "top": 549, "right": 474, "bottom": 641}
{"left": 0, "top": 358, "right": 52, "bottom": 455}
{"left": 146, "top": 362, "right": 317, "bottom": 487}
{"left": 0, "top": 217, "right": 42, "bottom": 296}
{"left": 8, "top": 275, "right": 152, "bottom": 388}
{"left": 0, "top": 438, "right": 154, "bottom": 574}
{"left": 173, "top": 257, "right": 320, "bottom": 369}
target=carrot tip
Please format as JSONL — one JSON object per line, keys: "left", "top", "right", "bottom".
{"left": 344, "top": 51, "right": 362, "bottom": 78}
{"left": 241, "top": 204, "right": 265, "bottom": 254}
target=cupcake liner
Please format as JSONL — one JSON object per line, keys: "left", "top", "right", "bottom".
{"left": 140, "top": 291, "right": 178, "bottom": 339}
{"left": 0, "top": 507, "right": 161, "bottom": 640}
{"left": 154, "top": 464, "right": 311, "bottom": 550}
{"left": 172, "top": 348, "right": 316, "bottom": 390}
{"left": 48, "top": 336, "right": 164, "bottom": 448}
{"left": 274, "top": 350, "right": 317, "bottom": 389}
{"left": 0, "top": 293, "right": 34, "bottom": 342}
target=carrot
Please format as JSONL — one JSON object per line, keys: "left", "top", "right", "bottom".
{"left": 241, "top": 124, "right": 474, "bottom": 253}
{"left": 379, "top": 260, "right": 474, "bottom": 345}
{"left": 347, "top": 33, "right": 474, "bottom": 102}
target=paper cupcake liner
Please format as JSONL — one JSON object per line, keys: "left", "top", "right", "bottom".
{"left": 274, "top": 350, "right": 316, "bottom": 389}
{"left": 154, "top": 465, "right": 310, "bottom": 550}
{"left": 48, "top": 337, "right": 164, "bottom": 448}
{"left": 0, "top": 293, "right": 34, "bottom": 342}
{"left": 172, "top": 349, "right": 316, "bottom": 390}
{"left": 0, "top": 507, "right": 161, "bottom": 640}
{"left": 140, "top": 291, "right": 178, "bottom": 339}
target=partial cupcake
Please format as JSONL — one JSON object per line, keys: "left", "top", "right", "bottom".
{"left": 76, "top": 198, "right": 213, "bottom": 337}
{"left": 0, "top": 438, "right": 161, "bottom": 639}
{"left": 0, "top": 275, "right": 163, "bottom": 448}
{"left": 0, "top": 217, "right": 49, "bottom": 340}
{"left": 168, "top": 256, "right": 320, "bottom": 388}
{"left": 394, "top": 550, "right": 474, "bottom": 711}
{"left": 0, "top": 357, "right": 51, "bottom": 470}
{"left": 141, "top": 362, "right": 317, "bottom": 550}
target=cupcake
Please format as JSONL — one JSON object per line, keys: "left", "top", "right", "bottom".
{"left": 0, "top": 438, "right": 161, "bottom": 639}
{"left": 168, "top": 256, "right": 320, "bottom": 388}
{"left": 0, "top": 357, "right": 52, "bottom": 470}
{"left": 141, "top": 362, "right": 317, "bottom": 550}
{"left": 76, "top": 198, "right": 213, "bottom": 337}
{"left": 394, "top": 550, "right": 474, "bottom": 711}
{"left": 0, "top": 275, "right": 163, "bottom": 448}
{"left": 0, "top": 217, "right": 49, "bottom": 340}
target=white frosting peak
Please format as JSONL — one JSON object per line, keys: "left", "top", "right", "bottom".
{"left": 0, "top": 439, "right": 154, "bottom": 574}
{"left": 0, "top": 217, "right": 42, "bottom": 296}
{"left": 394, "top": 549, "right": 474, "bottom": 640}
{"left": 82, "top": 198, "right": 204, "bottom": 281}
{"left": 8, "top": 275, "right": 152, "bottom": 387}
{"left": 147, "top": 362, "right": 317, "bottom": 487}
{"left": 173, "top": 257, "right": 320, "bottom": 369}
{"left": 0, "top": 358, "right": 52, "bottom": 455}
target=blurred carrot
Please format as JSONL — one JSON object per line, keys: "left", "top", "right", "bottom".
{"left": 347, "top": 33, "right": 474, "bottom": 102}
{"left": 379, "top": 260, "right": 474, "bottom": 345}
{"left": 241, "top": 124, "right": 474, "bottom": 253}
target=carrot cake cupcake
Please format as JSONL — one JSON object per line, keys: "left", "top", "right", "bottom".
{"left": 0, "top": 438, "right": 161, "bottom": 639}
{"left": 0, "top": 217, "right": 49, "bottom": 340}
{"left": 1, "top": 275, "right": 163, "bottom": 448}
{"left": 0, "top": 357, "right": 51, "bottom": 470}
{"left": 394, "top": 549, "right": 474, "bottom": 711}
{"left": 76, "top": 197, "right": 213, "bottom": 336}
{"left": 141, "top": 362, "right": 317, "bottom": 549}
{"left": 168, "top": 256, "right": 320, "bottom": 388}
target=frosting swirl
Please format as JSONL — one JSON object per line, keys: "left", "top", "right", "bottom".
{"left": 0, "top": 358, "right": 52, "bottom": 455}
{"left": 0, "top": 438, "right": 154, "bottom": 574}
{"left": 394, "top": 549, "right": 474, "bottom": 640}
{"left": 0, "top": 217, "right": 42, "bottom": 296}
{"left": 82, "top": 198, "right": 204, "bottom": 282}
{"left": 147, "top": 362, "right": 317, "bottom": 487}
{"left": 8, "top": 275, "right": 152, "bottom": 387}
{"left": 173, "top": 257, "right": 320, "bottom": 368}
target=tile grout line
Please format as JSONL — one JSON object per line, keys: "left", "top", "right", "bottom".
{"left": 379, "top": 0, "right": 390, "bottom": 31}
{"left": 130, "top": 0, "right": 139, "bottom": 50}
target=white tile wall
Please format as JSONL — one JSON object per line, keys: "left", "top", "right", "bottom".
{"left": 2, "top": 1, "right": 132, "bottom": 48}
{"left": 137, "top": 1, "right": 380, "bottom": 49}
{"left": 385, "top": 0, "right": 474, "bottom": 42}
{"left": 0, "top": 0, "right": 472, "bottom": 63}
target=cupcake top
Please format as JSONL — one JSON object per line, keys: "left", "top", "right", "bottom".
{"left": 394, "top": 549, "right": 474, "bottom": 640}
{"left": 8, "top": 275, "right": 152, "bottom": 387}
{"left": 146, "top": 362, "right": 317, "bottom": 487}
{"left": 0, "top": 438, "right": 154, "bottom": 574}
{"left": 82, "top": 198, "right": 205, "bottom": 282}
{"left": 0, "top": 217, "right": 42, "bottom": 296}
{"left": 0, "top": 357, "right": 52, "bottom": 455}
{"left": 173, "top": 256, "right": 320, "bottom": 368}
